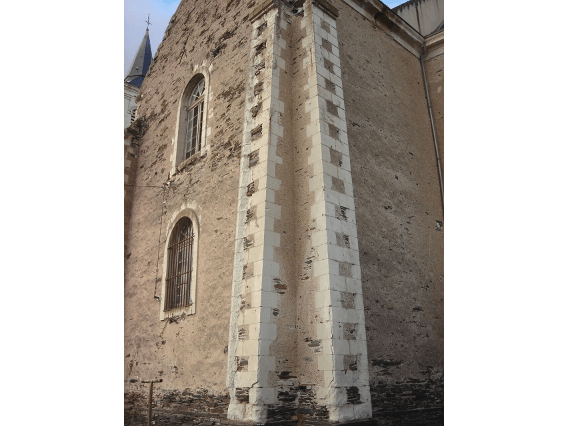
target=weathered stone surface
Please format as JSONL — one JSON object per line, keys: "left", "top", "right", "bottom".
{"left": 125, "top": 1, "right": 443, "bottom": 424}
{"left": 124, "top": 0, "right": 254, "bottom": 395}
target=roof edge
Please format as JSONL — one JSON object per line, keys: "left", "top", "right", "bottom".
{"left": 392, "top": 0, "right": 425, "bottom": 12}
{"left": 340, "top": 0, "right": 424, "bottom": 58}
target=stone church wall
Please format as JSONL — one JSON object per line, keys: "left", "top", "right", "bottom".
{"left": 125, "top": 1, "right": 443, "bottom": 424}
{"left": 124, "top": 0, "right": 259, "bottom": 410}
{"left": 334, "top": 0, "right": 444, "bottom": 421}
{"left": 424, "top": 38, "right": 443, "bottom": 172}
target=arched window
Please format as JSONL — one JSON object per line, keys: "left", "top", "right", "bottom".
{"left": 164, "top": 217, "right": 194, "bottom": 310}
{"left": 184, "top": 78, "right": 205, "bottom": 160}
{"left": 172, "top": 73, "right": 209, "bottom": 173}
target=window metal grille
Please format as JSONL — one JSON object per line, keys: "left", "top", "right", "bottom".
{"left": 130, "top": 108, "right": 137, "bottom": 123}
{"left": 165, "top": 217, "right": 194, "bottom": 310}
{"left": 185, "top": 79, "right": 205, "bottom": 159}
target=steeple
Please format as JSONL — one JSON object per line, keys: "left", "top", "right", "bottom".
{"left": 125, "top": 27, "right": 153, "bottom": 88}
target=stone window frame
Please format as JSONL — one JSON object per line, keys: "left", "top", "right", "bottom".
{"left": 171, "top": 70, "right": 210, "bottom": 175}
{"left": 160, "top": 206, "right": 200, "bottom": 320}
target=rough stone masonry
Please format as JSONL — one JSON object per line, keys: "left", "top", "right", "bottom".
{"left": 124, "top": 0, "right": 444, "bottom": 425}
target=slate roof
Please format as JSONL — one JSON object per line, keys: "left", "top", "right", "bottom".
{"left": 125, "top": 29, "right": 153, "bottom": 88}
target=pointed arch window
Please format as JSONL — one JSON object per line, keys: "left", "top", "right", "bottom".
{"left": 184, "top": 78, "right": 205, "bottom": 160}
{"left": 165, "top": 217, "right": 194, "bottom": 310}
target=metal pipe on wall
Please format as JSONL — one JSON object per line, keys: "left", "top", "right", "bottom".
{"left": 420, "top": 42, "right": 444, "bottom": 210}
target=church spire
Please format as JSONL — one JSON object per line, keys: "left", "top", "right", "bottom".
{"left": 125, "top": 20, "right": 153, "bottom": 88}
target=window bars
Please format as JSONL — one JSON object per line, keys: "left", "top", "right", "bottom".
{"left": 185, "top": 79, "right": 205, "bottom": 159}
{"left": 165, "top": 217, "right": 194, "bottom": 310}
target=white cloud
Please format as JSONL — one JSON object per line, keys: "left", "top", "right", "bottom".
{"left": 124, "top": 0, "right": 181, "bottom": 76}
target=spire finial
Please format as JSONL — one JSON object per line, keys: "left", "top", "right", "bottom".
{"left": 145, "top": 14, "right": 151, "bottom": 31}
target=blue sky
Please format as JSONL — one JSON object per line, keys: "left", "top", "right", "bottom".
{"left": 125, "top": 0, "right": 181, "bottom": 76}
{"left": 125, "top": 0, "right": 406, "bottom": 76}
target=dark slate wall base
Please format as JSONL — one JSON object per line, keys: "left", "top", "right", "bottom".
{"left": 371, "top": 408, "right": 443, "bottom": 426}
{"left": 369, "top": 376, "right": 443, "bottom": 426}
{"left": 266, "top": 384, "right": 329, "bottom": 424}
{"left": 370, "top": 377, "right": 443, "bottom": 414}
{"left": 125, "top": 388, "right": 235, "bottom": 426}
{"left": 125, "top": 377, "right": 443, "bottom": 425}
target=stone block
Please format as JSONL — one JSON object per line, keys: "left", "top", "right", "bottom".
{"left": 304, "top": 97, "right": 319, "bottom": 113}
{"left": 330, "top": 72, "right": 343, "bottom": 88}
{"left": 333, "top": 306, "right": 349, "bottom": 323}
{"left": 328, "top": 274, "right": 347, "bottom": 292}
{"left": 310, "top": 200, "right": 327, "bottom": 220}
{"left": 340, "top": 219, "right": 357, "bottom": 237}
{"left": 329, "top": 289, "right": 342, "bottom": 308}
{"left": 347, "top": 308, "right": 364, "bottom": 324}
{"left": 318, "top": 306, "right": 333, "bottom": 321}
{"left": 321, "top": 338, "right": 350, "bottom": 355}
{"left": 246, "top": 245, "right": 264, "bottom": 264}
{"left": 263, "top": 201, "right": 282, "bottom": 220}
{"left": 314, "top": 289, "right": 331, "bottom": 308}
{"left": 353, "top": 401, "right": 372, "bottom": 419}
{"left": 259, "top": 323, "right": 277, "bottom": 340}
{"left": 306, "top": 120, "right": 319, "bottom": 138}
{"left": 322, "top": 161, "right": 339, "bottom": 178}
{"left": 258, "top": 339, "right": 272, "bottom": 356}
{"left": 326, "top": 244, "right": 343, "bottom": 262}
{"left": 325, "top": 33, "right": 339, "bottom": 48}
{"left": 357, "top": 385, "right": 371, "bottom": 404}
{"left": 243, "top": 308, "right": 260, "bottom": 325}
{"left": 348, "top": 340, "right": 366, "bottom": 356}
{"left": 317, "top": 354, "right": 334, "bottom": 371}
{"left": 236, "top": 371, "right": 257, "bottom": 388}
{"left": 249, "top": 386, "right": 275, "bottom": 404}
{"left": 329, "top": 25, "right": 337, "bottom": 39}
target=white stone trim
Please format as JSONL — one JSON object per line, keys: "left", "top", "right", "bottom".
{"left": 424, "top": 29, "right": 444, "bottom": 61}
{"left": 305, "top": 2, "right": 372, "bottom": 421}
{"left": 227, "top": 5, "right": 284, "bottom": 423}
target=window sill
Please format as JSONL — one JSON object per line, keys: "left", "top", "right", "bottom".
{"left": 176, "top": 151, "right": 206, "bottom": 173}
{"left": 161, "top": 303, "right": 195, "bottom": 321}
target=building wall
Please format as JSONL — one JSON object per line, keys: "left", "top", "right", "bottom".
{"left": 335, "top": 0, "right": 444, "bottom": 420}
{"left": 225, "top": 2, "right": 372, "bottom": 422}
{"left": 424, "top": 33, "right": 443, "bottom": 173}
{"left": 124, "top": 83, "right": 139, "bottom": 128}
{"left": 124, "top": 0, "right": 258, "bottom": 410}
{"left": 393, "top": 0, "right": 443, "bottom": 36}
{"left": 125, "top": 1, "right": 443, "bottom": 424}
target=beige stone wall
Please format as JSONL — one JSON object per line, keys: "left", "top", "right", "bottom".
{"left": 124, "top": 0, "right": 259, "bottom": 395}
{"left": 125, "top": 0, "right": 444, "bottom": 422}
{"left": 335, "top": 0, "right": 444, "bottom": 389}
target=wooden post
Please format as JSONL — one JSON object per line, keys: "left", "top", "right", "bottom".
{"left": 147, "top": 381, "right": 154, "bottom": 426}
{"left": 141, "top": 379, "right": 162, "bottom": 426}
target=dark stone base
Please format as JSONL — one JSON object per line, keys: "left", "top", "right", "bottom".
{"left": 125, "top": 377, "right": 443, "bottom": 426}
